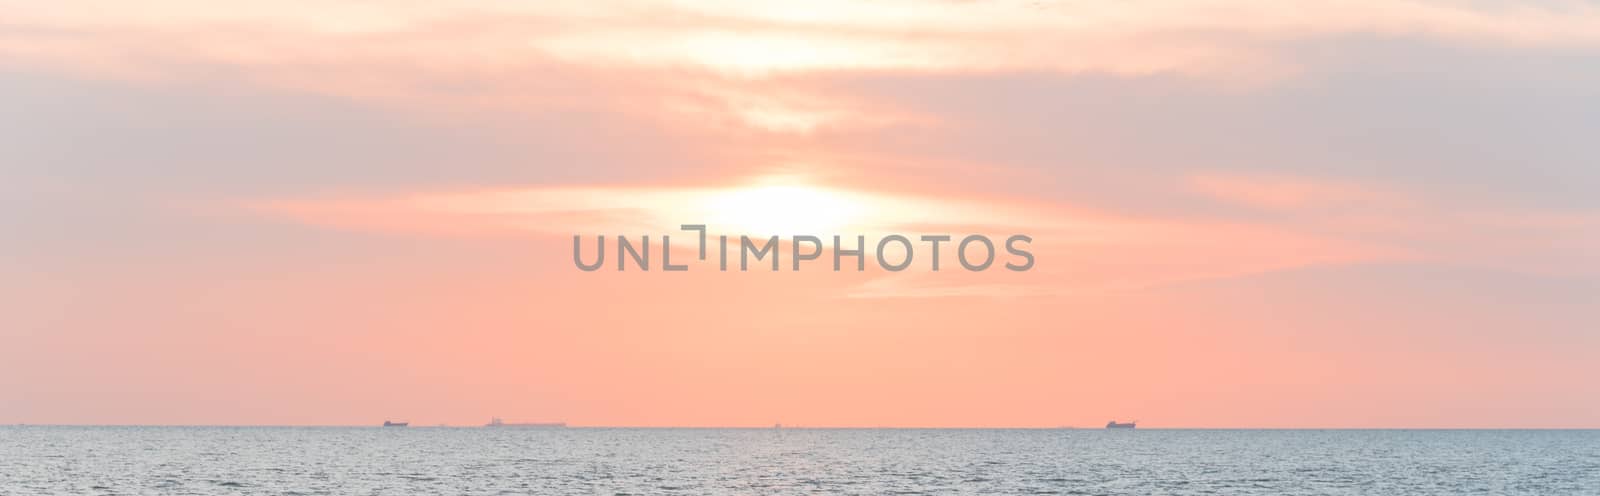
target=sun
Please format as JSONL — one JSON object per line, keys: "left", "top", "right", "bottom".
{"left": 702, "top": 183, "right": 865, "bottom": 237}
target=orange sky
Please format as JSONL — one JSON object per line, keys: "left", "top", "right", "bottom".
{"left": 2, "top": 0, "right": 1598, "bottom": 428}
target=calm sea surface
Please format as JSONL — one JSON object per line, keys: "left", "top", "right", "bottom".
{"left": 2, "top": 427, "right": 1596, "bottom": 495}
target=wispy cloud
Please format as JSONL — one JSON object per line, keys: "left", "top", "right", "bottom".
{"left": 6, "top": 0, "right": 1600, "bottom": 427}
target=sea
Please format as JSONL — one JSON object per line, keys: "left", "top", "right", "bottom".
{"left": 2, "top": 427, "right": 1596, "bottom": 495}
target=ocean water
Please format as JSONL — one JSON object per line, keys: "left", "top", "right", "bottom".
{"left": 2, "top": 427, "right": 1596, "bottom": 495}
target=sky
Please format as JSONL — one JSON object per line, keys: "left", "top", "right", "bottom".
{"left": 2, "top": 0, "right": 1598, "bottom": 428}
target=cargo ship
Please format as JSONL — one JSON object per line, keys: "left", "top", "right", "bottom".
{"left": 382, "top": 420, "right": 409, "bottom": 427}
{"left": 485, "top": 417, "right": 566, "bottom": 428}
{"left": 1105, "top": 420, "right": 1136, "bottom": 429}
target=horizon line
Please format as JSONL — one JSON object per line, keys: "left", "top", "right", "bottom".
{"left": 8, "top": 423, "right": 1600, "bottom": 430}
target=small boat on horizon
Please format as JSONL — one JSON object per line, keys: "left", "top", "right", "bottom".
{"left": 382, "top": 420, "right": 409, "bottom": 427}
{"left": 484, "top": 417, "right": 565, "bottom": 428}
{"left": 1106, "top": 420, "right": 1136, "bottom": 429}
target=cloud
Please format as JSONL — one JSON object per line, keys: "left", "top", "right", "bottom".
{"left": 7, "top": 0, "right": 1598, "bottom": 292}
{"left": 12, "top": 1, "right": 1600, "bottom": 78}
{"left": 9, "top": 0, "right": 1600, "bottom": 134}
{"left": 251, "top": 178, "right": 1414, "bottom": 302}
{"left": 6, "top": 0, "right": 1600, "bottom": 427}
{"left": 252, "top": 180, "right": 1070, "bottom": 237}
{"left": 1186, "top": 173, "right": 1404, "bottom": 211}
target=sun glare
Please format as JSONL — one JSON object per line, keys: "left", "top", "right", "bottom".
{"left": 702, "top": 184, "right": 865, "bottom": 237}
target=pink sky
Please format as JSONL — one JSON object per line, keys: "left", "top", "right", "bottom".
{"left": 2, "top": 0, "right": 1598, "bottom": 428}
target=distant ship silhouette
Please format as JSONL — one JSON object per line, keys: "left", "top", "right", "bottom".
{"left": 484, "top": 417, "right": 565, "bottom": 428}
{"left": 382, "top": 420, "right": 408, "bottom": 427}
{"left": 1105, "top": 420, "right": 1136, "bottom": 429}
